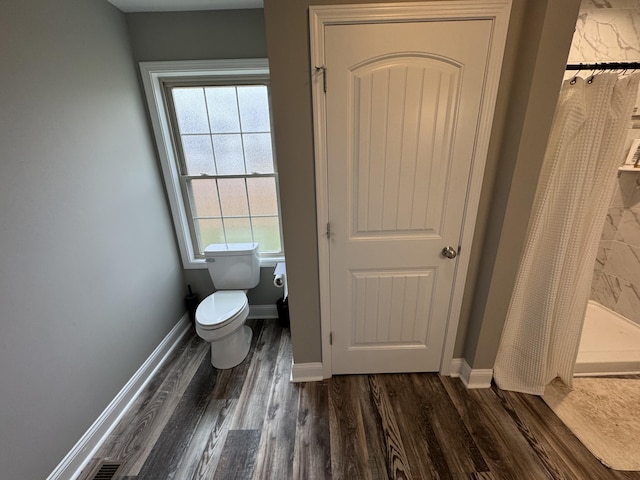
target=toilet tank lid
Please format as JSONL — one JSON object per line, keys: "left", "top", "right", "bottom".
{"left": 204, "top": 242, "right": 259, "bottom": 257}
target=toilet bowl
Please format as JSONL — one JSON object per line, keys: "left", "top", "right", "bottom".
{"left": 194, "top": 242, "right": 260, "bottom": 369}
{"left": 195, "top": 290, "right": 252, "bottom": 369}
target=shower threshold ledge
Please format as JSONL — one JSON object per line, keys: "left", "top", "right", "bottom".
{"left": 575, "top": 301, "right": 640, "bottom": 376}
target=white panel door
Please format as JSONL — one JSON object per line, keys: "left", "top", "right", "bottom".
{"left": 325, "top": 20, "right": 492, "bottom": 374}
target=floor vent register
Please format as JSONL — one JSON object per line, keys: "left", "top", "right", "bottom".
{"left": 87, "top": 461, "right": 121, "bottom": 480}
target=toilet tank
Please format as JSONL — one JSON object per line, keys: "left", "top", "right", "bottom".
{"left": 204, "top": 243, "right": 260, "bottom": 290}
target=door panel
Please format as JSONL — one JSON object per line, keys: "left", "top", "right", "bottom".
{"left": 351, "top": 270, "right": 434, "bottom": 344}
{"left": 326, "top": 20, "right": 492, "bottom": 374}
{"left": 353, "top": 56, "right": 459, "bottom": 235}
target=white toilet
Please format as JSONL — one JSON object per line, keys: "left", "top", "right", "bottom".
{"left": 195, "top": 242, "right": 260, "bottom": 369}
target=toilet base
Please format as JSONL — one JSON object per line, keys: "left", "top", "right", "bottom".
{"left": 210, "top": 325, "right": 253, "bottom": 369}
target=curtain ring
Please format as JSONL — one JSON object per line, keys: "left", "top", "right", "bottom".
{"left": 569, "top": 69, "right": 579, "bottom": 85}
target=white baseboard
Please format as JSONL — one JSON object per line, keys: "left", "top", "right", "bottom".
{"left": 47, "top": 314, "right": 192, "bottom": 480}
{"left": 447, "top": 358, "right": 464, "bottom": 377}
{"left": 290, "top": 361, "right": 325, "bottom": 382}
{"left": 288, "top": 356, "right": 489, "bottom": 386}
{"left": 439, "top": 358, "right": 462, "bottom": 378}
{"left": 248, "top": 304, "right": 278, "bottom": 319}
{"left": 574, "top": 361, "right": 640, "bottom": 376}
{"left": 459, "top": 359, "right": 493, "bottom": 389}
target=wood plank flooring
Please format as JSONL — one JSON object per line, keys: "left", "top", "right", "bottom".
{"left": 78, "top": 319, "right": 640, "bottom": 480}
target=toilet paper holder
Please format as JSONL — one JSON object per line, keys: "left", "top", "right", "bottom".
{"left": 273, "top": 262, "right": 287, "bottom": 299}
{"left": 274, "top": 262, "right": 289, "bottom": 328}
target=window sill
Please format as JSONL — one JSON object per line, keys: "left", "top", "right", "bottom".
{"left": 186, "top": 256, "right": 285, "bottom": 269}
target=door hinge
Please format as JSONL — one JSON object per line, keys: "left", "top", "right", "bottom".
{"left": 315, "top": 65, "right": 327, "bottom": 93}
{"left": 326, "top": 221, "right": 332, "bottom": 240}
{"left": 329, "top": 331, "right": 333, "bottom": 345}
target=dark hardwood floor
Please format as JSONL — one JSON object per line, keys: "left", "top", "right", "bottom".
{"left": 78, "top": 319, "right": 640, "bottom": 480}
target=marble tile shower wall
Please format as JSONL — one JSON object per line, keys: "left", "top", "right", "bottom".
{"left": 592, "top": 176, "right": 640, "bottom": 324}
{"left": 570, "top": 0, "right": 640, "bottom": 325}
{"left": 570, "top": 1, "right": 640, "bottom": 64}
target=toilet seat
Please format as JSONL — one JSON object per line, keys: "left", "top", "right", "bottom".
{"left": 195, "top": 291, "right": 248, "bottom": 331}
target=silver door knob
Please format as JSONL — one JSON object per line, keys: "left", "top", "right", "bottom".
{"left": 442, "top": 246, "right": 457, "bottom": 259}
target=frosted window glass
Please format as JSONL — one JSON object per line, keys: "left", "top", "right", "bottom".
{"left": 247, "top": 178, "right": 278, "bottom": 215}
{"left": 218, "top": 178, "right": 249, "bottom": 216}
{"left": 205, "top": 87, "right": 240, "bottom": 133}
{"left": 251, "top": 217, "right": 281, "bottom": 252}
{"left": 169, "top": 82, "right": 282, "bottom": 255}
{"left": 172, "top": 88, "right": 210, "bottom": 134}
{"left": 182, "top": 135, "right": 215, "bottom": 175}
{"left": 237, "top": 86, "right": 270, "bottom": 133}
{"left": 243, "top": 134, "right": 274, "bottom": 173}
{"left": 223, "top": 217, "right": 253, "bottom": 243}
{"left": 190, "top": 179, "right": 221, "bottom": 217}
{"left": 195, "top": 218, "right": 225, "bottom": 252}
{"left": 213, "top": 134, "right": 245, "bottom": 174}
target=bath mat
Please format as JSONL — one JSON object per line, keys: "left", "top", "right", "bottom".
{"left": 543, "top": 377, "right": 640, "bottom": 471}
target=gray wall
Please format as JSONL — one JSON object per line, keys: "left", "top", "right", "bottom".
{"left": 126, "top": 9, "right": 283, "bottom": 306}
{"left": 184, "top": 267, "right": 284, "bottom": 306}
{"left": 264, "top": 0, "right": 581, "bottom": 366}
{"left": 125, "top": 9, "right": 268, "bottom": 61}
{"left": 0, "top": 1, "right": 185, "bottom": 479}
{"left": 462, "top": 0, "right": 582, "bottom": 368}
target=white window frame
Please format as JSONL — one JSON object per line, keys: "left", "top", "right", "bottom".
{"left": 140, "top": 59, "right": 284, "bottom": 269}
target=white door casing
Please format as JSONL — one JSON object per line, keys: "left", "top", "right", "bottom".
{"left": 310, "top": 1, "right": 512, "bottom": 377}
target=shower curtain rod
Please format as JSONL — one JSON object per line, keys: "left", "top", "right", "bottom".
{"left": 566, "top": 62, "right": 640, "bottom": 71}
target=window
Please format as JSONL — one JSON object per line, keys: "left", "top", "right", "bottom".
{"left": 140, "top": 60, "right": 283, "bottom": 268}
{"left": 170, "top": 84, "right": 281, "bottom": 253}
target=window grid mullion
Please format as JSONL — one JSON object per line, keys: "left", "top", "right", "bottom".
{"left": 243, "top": 178, "right": 255, "bottom": 244}
{"left": 200, "top": 87, "right": 219, "bottom": 175}
{"left": 214, "top": 178, "right": 228, "bottom": 245}
{"left": 180, "top": 131, "right": 270, "bottom": 136}
{"left": 193, "top": 214, "right": 279, "bottom": 220}
{"left": 184, "top": 172, "right": 276, "bottom": 180}
{"left": 234, "top": 87, "right": 250, "bottom": 177}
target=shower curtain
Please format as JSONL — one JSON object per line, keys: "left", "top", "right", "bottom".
{"left": 493, "top": 73, "right": 640, "bottom": 395}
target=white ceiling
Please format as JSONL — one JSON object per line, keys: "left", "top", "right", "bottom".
{"left": 106, "top": 0, "right": 262, "bottom": 12}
